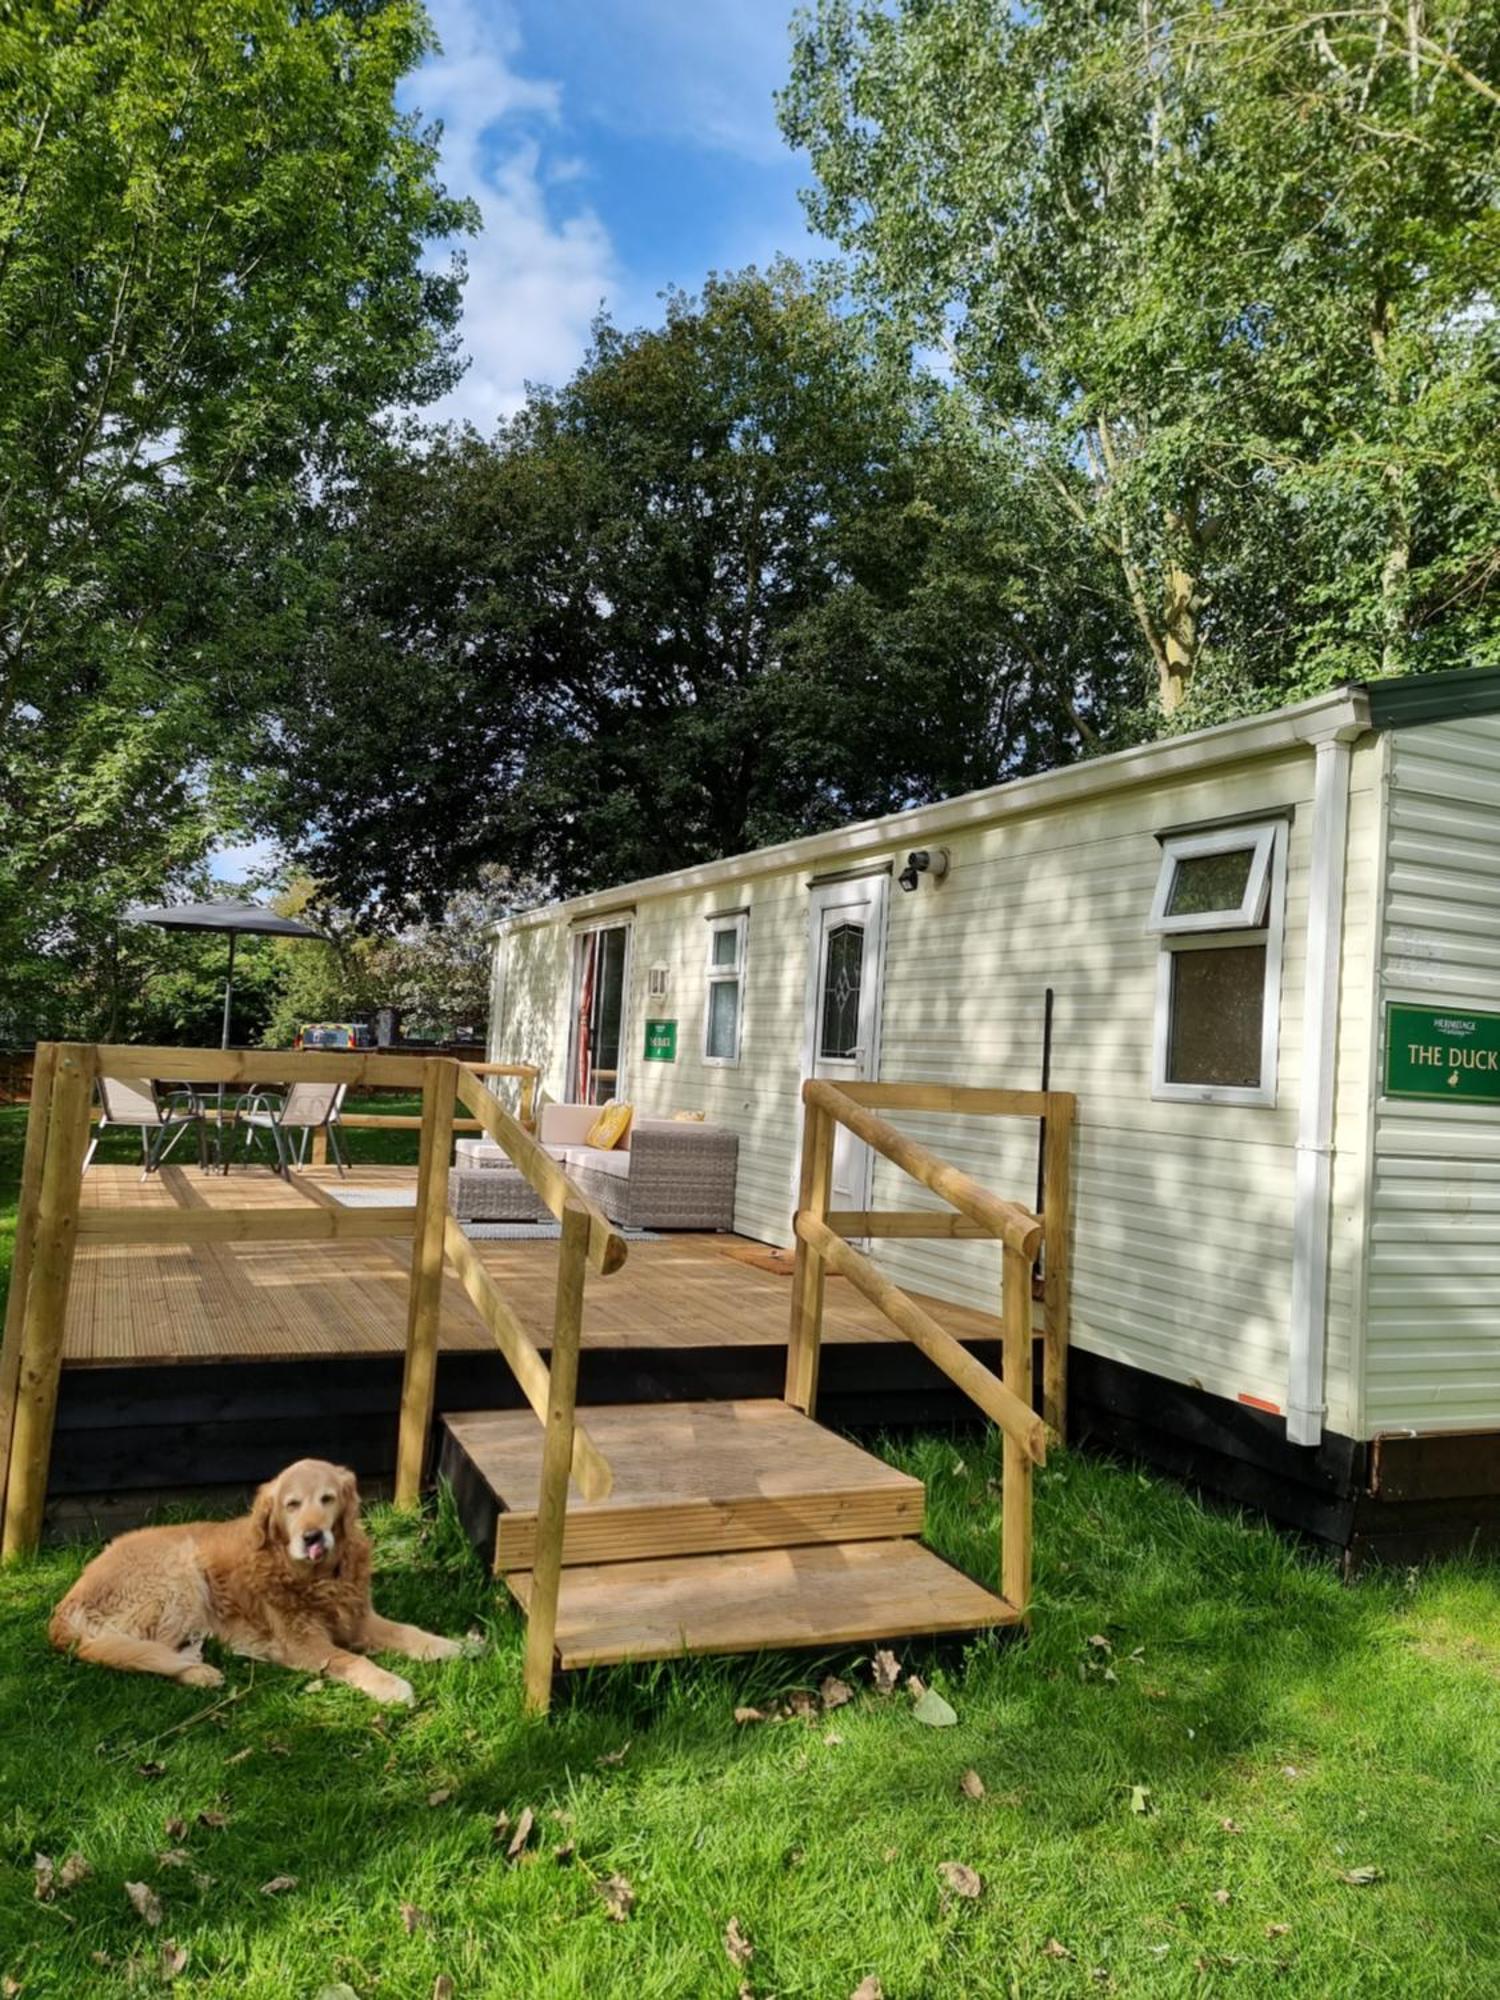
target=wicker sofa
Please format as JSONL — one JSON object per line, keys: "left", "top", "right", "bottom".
{"left": 455, "top": 1104, "right": 739, "bottom": 1231}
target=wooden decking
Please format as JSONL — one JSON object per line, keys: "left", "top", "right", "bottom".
{"left": 66, "top": 1164, "right": 1001, "bottom": 1369}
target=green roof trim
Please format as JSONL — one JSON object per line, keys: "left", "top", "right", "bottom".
{"left": 1361, "top": 666, "right": 1500, "bottom": 731}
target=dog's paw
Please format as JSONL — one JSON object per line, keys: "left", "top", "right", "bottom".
{"left": 420, "top": 1634, "right": 466, "bottom": 1663}
{"left": 178, "top": 1663, "right": 224, "bottom": 1690}
{"left": 382, "top": 1674, "right": 417, "bottom": 1708}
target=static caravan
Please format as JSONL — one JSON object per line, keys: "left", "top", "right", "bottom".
{"left": 490, "top": 668, "right": 1500, "bottom": 1564}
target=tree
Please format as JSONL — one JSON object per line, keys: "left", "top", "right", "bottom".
{"left": 0, "top": 0, "right": 473, "bottom": 1028}
{"left": 782, "top": 0, "right": 1500, "bottom": 720}
{"left": 259, "top": 265, "right": 1134, "bottom": 909}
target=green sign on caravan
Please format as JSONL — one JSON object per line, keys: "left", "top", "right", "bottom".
{"left": 643, "top": 1018, "right": 678, "bottom": 1062}
{"left": 1385, "top": 1003, "right": 1500, "bottom": 1105}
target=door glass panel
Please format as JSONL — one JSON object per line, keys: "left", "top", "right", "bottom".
{"left": 711, "top": 927, "right": 738, "bottom": 968}
{"left": 706, "top": 978, "right": 739, "bottom": 1059}
{"left": 819, "top": 922, "right": 864, "bottom": 1059}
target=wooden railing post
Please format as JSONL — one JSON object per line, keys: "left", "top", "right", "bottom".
{"left": 0, "top": 1044, "right": 59, "bottom": 1553}
{"left": 785, "top": 1094, "right": 833, "bottom": 1414}
{"left": 520, "top": 1066, "right": 537, "bottom": 1133}
{"left": 1001, "top": 1242, "right": 1034, "bottom": 1620}
{"left": 524, "top": 1200, "right": 589, "bottom": 1714}
{"left": 394, "top": 1058, "right": 458, "bottom": 1507}
{"left": 1041, "top": 1094, "right": 1073, "bottom": 1442}
{"left": 309, "top": 1128, "right": 329, "bottom": 1168}
{"left": 2, "top": 1044, "right": 94, "bottom": 1559}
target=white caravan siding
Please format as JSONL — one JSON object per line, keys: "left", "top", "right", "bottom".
{"left": 1367, "top": 717, "right": 1500, "bottom": 1433}
{"left": 493, "top": 733, "right": 1383, "bottom": 1434}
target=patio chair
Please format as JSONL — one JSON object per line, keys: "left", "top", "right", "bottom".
{"left": 235, "top": 1080, "right": 349, "bottom": 1178}
{"left": 84, "top": 1075, "right": 208, "bottom": 1179}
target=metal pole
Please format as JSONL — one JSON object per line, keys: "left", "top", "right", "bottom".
{"left": 217, "top": 931, "right": 237, "bottom": 1169}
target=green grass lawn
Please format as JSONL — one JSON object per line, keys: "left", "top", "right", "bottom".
{"left": 2, "top": 1101, "right": 1500, "bottom": 1996}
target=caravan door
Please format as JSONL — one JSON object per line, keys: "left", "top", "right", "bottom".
{"left": 803, "top": 875, "right": 888, "bottom": 1214}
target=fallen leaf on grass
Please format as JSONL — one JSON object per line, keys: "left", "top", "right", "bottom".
{"left": 136, "top": 1762, "right": 167, "bottom": 1781}
{"left": 163, "top": 1818, "right": 188, "bottom": 1840}
{"left": 912, "top": 1688, "right": 958, "bottom": 1728}
{"left": 872, "top": 1649, "right": 901, "bottom": 1695}
{"left": 259, "top": 1875, "right": 297, "bottom": 1897}
{"left": 1340, "top": 1866, "right": 1384, "bottom": 1886}
{"left": 724, "top": 1916, "right": 754, "bottom": 1968}
{"left": 224, "top": 1748, "right": 254, "bottom": 1767}
{"left": 3, "top": 1976, "right": 21, "bottom": 1996}
{"left": 197, "top": 1810, "right": 230, "bottom": 1831}
{"left": 734, "top": 1707, "right": 767, "bottom": 1726}
{"left": 401, "top": 1902, "right": 430, "bottom": 1933}
{"left": 1212, "top": 1888, "right": 1232, "bottom": 1906}
{"left": 32, "top": 1856, "right": 54, "bottom": 1901}
{"left": 783, "top": 1689, "right": 818, "bottom": 1721}
{"left": 158, "top": 1941, "right": 189, "bottom": 1982}
{"left": 1266, "top": 1923, "right": 1291, "bottom": 1938}
{"left": 434, "top": 1979, "right": 456, "bottom": 2000}
{"left": 504, "top": 1808, "right": 535, "bottom": 1862}
{"left": 596, "top": 1742, "right": 631, "bottom": 1767}
{"left": 938, "top": 1861, "right": 982, "bottom": 1900}
{"left": 125, "top": 1882, "right": 162, "bottom": 1926}
{"left": 1129, "top": 1785, "right": 1153, "bottom": 1815}
{"left": 595, "top": 1874, "right": 635, "bottom": 1922}
{"left": 960, "top": 1768, "right": 985, "bottom": 1800}
{"left": 850, "top": 1980, "right": 884, "bottom": 2000}
{"left": 1042, "top": 1939, "right": 1072, "bottom": 1960}
{"left": 426, "top": 1787, "right": 453, "bottom": 1808}
{"left": 820, "top": 1674, "right": 854, "bottom": 1711}
{"left": 1220, "top": 1818, "right": 1242, "bottom": 1835}
{"left": 156, "top": 1851, "right": 191, "bottom": 1869}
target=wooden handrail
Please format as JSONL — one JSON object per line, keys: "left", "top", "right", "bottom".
{"left": 454, "top": 1070, "right": 627, "bottom": 1278}
{"left": 442, "top": 1218, "right": 612, "bottom": 1502}
{"left": 796, "top": 1215, "right": 1045, "bottom": 1463}
{"left": 802, "top": 1080, "right": 1042, "bottom": 1257}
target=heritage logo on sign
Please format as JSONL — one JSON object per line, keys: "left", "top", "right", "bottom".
{"left": 643, "top": 1018, "right": 677, "bottom": 1062}
{"left": 1385, "top": 1003, "right": 1500, "bottom": 1105}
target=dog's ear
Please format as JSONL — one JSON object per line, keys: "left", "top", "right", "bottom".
{"left": 335, "top": 1465, "right": 361, "bottom": 1533}
{"left": 250, "top": 1480, "right": 281, "bottom": 1548}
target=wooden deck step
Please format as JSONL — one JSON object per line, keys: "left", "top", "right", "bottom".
{"left": 440, "top": 1399, "right": 925, "bottom": 1570}
{"left": 504, "top": 1539, "right": 1019, "bottom": 1669}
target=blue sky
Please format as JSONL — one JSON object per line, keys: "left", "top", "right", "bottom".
{"left": 405, "top": 0, "right": 824, "bottom": 428}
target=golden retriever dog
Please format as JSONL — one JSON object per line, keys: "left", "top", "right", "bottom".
{"left": 50, "top": 1459, "right": 463, "bottom": 1705}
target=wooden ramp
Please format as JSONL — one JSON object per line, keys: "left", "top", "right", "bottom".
{"left": 441, "top": 1400, "right": 1018, "bottom": 1669}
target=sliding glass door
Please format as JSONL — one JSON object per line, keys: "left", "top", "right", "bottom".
{"left": 568, "top": 922, "right": 631, "bottom": 1105}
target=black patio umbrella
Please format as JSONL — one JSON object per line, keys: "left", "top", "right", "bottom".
{"left": 124, "top": 899, "right": 328, "bottom": 1146}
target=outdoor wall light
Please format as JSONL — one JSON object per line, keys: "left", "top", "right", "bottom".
{"left": 897, "top": 847, "right": 950, "bottom": 892}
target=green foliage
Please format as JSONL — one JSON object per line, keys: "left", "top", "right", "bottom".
{"left": 0, "top": 0, "right": 473, "bottom": 1030}
{"left": 783, "top": 0, "right": 1500, "bottom": 722}
{"left": 258, "top": 264, "right": 1136, "bottom": 907}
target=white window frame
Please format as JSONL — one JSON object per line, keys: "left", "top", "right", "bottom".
{"left": 1150, "top": 820, "right": 1288, "bottom": 1108}
{"left": 702, "top": 912, "right": 748, "bottom": 1068}
{"left": 1146, "top": 822, "right": 1278, "bottom": 935}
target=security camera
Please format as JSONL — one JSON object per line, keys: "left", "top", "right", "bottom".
{"left": 897, "top": 848, "right": 949, "bottom": 892}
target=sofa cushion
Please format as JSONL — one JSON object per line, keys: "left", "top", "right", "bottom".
{"left": 585, "top": 1100, "right": 633, "bottom": 1150}
{"left": 559, "top": 1144, "right": 631, "bottom": 1180}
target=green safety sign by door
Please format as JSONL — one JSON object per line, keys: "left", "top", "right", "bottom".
{"left": 1385, "top": 1003, "right": 1500, "bottom": 1105}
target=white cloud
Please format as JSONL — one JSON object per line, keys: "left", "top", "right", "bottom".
{"left": 405, "top": 0, "right": 618, "bottom": 429}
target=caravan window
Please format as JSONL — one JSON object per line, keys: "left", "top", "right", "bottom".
{"left": 704, "top": 913, "right": 747, "bottom": 1066}
{"left": 1150, "top": 821, "right": 1287, "bottom": 1106}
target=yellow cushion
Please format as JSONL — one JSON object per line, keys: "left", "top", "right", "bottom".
{"left": 672, "top": 1109, "right": 706, "bottom": 1122}
{"left": 585, "top": 1101, "right": 633, "bottom": 1150}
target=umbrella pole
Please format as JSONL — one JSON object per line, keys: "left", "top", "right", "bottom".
{"left": 218, "top": 931, "right": 236, "bottom": 1170}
